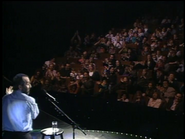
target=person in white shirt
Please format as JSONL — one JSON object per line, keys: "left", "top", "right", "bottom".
{"left": 2, "top": 73, "right": 39, "bottom": 139}
{"left": 147, "top": 91, "right": 162, "bottom": 108}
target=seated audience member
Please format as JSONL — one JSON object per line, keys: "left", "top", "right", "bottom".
{"left": 154, "top": 69, "right": 165, "bottom": 85}
{"left": 30, "top": 70, "right": 43, "bottom": 87}
{"left": 61, "top": 63, "right": 72, "bottom": 78}
{"left": 52, "top": 71, "right": 62, "bottom": 83}
{"left": 87, "top": 63, "right": 101, "bottom": 81}
{"left": 158, "top": 80, "right": 176, "bottom": 103}
{"left": 166, "top": 72, "right": 179, "bottom": 91}
{"left": 44, "top": 64, "right": 57, "bottom": 80}
{"left": 118, "top": 42, "right": 128, "bottom": 54}
{"left": 161, "top": 43, "right": 169, "bottom": 52}
{"left": 43, "top": 58, "right": 56, "bottom": 70}
{"left": 94, "top": 78, "right": 109, "bottom": 98}
{"left": 80, "top": 71, "right": 94, "bottom": 96}
{"left": 141, "top": 46, "right": 150, "bottom": 56}
{"left": 114, "top": 60, "right": 124, "bottom": 75}
{"left": 132, "top": 91, "right": 147, "bottom": 106}
{"left": 70, "top": 68, "right": 78, "bottom": 80}
{"left": 108, "top": 45, "right": 117, "bottom": 54}
{"left": 115, "top": 76, "right": 131, "bottom": 101}
{"left": 165, "top": 93, "right": 184, "bottom": 113}
{"left": 78, "top": 55, "right": 86, "bottom": 64}
{"left": 67, "top": 79, "right": 80, "bottom": 94}
{"left": 121, "top": 49, "right": 136, "bottom": 61}
{"left": 147, "top": 91, "right": 162, "bottom": 108}
{"left": 176, "top": 58, "right": 184, "bottom": 82}
{"left": 143, "top": 54, "right": 156, "bottom": 70}
{"left": 133, "top": 69, "right": 151, "bottom": 93}
{"left": 165, "top": 49, "right": 179, "bottom": 72}
{"left": 42, "top": 79, "right": 53, "bottom": 91}
{"left": 120, "top": 93, "right": 129, "bottom": 102}
{"left": 143, "top": 82, "right": 156, "bottom": 98}
{"left": 106, "top": 66, "right": 117, "bottom": 92}
{"left": 109, "top": 54, "right": 116, "bottom": 67}
{"left": 154, "top": 59, "right": 164, "bottom": 71}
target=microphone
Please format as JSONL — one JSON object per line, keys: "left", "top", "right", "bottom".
{"left": 42, "top": 89, "right": 59, "bottom": 103}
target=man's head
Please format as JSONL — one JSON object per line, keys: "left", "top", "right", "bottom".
{"left": 162, "top": 80, "right": 169, "bottom": 88}
{"left": 174, "top": 93, "right": 183, "bottom": 102}
{"left": 13, "top": 73, "right": 32, "bottom": 94}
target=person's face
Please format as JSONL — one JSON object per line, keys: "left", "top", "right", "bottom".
{"left": 142, "top": 69, "right": 147, "bottom": 75}
{"left": 175, "top": 93, "right": 182, "bottom": 101}
{"left": 136, "top": 94, "right": 141, "bottom": 99}
{"left": 116, "top": 61, "right": 120, "bottom": 66}
{"left": 169, "top": 74, "right": 174, "bottom": 80}
{"left": 163, "top": 81, "right": 168, "bottom": 88}
{"left": 110, "top": 67, "right": 114, "bottom": 73}
{"left": 110, "top": 55, "right": 114, "bottom": 59}
{"left": 83, "top": 72, "right": 88, "bottom": 78}
{"left": 148, "top": 83, "right": 152, "bottom": 88}
{"left": 152, "top": 92, "right": 158, "bottom": 99}
{"left": 102, "top": 80, "right": 107, "bottom": 84}
{"left": 88, "top": 65, "right": 93, "bottom": 70}
{"left": 123, "top": 77, "right": 128, "bottom": 82}
{"left": 20, "top": 76, "right": 32, "bottom": 95}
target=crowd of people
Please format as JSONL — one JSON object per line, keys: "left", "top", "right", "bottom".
{"left": 30, "top": 13, "right": 184, "bottom": 114}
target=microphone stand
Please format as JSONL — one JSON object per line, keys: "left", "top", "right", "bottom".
{"left": 46, "top": 98, "right": 87, "bottom": 139}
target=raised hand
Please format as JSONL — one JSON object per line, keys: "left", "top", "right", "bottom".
{"left": 6, "top": 86, "right": 13, "bottom": 95}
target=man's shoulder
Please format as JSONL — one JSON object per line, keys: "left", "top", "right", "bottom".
{"left": 22, "top": 94, "right": 35, "bottom": 103}
{"left": 14, "top": 91, "right": 36, "bottom": 103}
{"left": 2, "top": 94, "right": 10, "bottom": 101}
{"left": 167, "top": 86, "right": 175, "bottom": 91}
{"left": 2, "top": 91, "right": 35, "bottom": 104}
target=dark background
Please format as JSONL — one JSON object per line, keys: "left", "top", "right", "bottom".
{"left": 2, "top": 1, "right": 183, "bottom": 79}
{"left": 2, "top": 2, "right": 184, "bottom": 138}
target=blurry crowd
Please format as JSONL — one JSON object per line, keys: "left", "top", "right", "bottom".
{"left": 30, "top": 13, "right": 184, "bottom": 113}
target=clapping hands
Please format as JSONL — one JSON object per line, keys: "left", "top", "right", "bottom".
{"left": 6, "top": 86, "right": 13, "bottom": 95}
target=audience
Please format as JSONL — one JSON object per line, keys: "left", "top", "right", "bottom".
{"left": 31, "top": 11, "right": 184, "bottom": 115}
